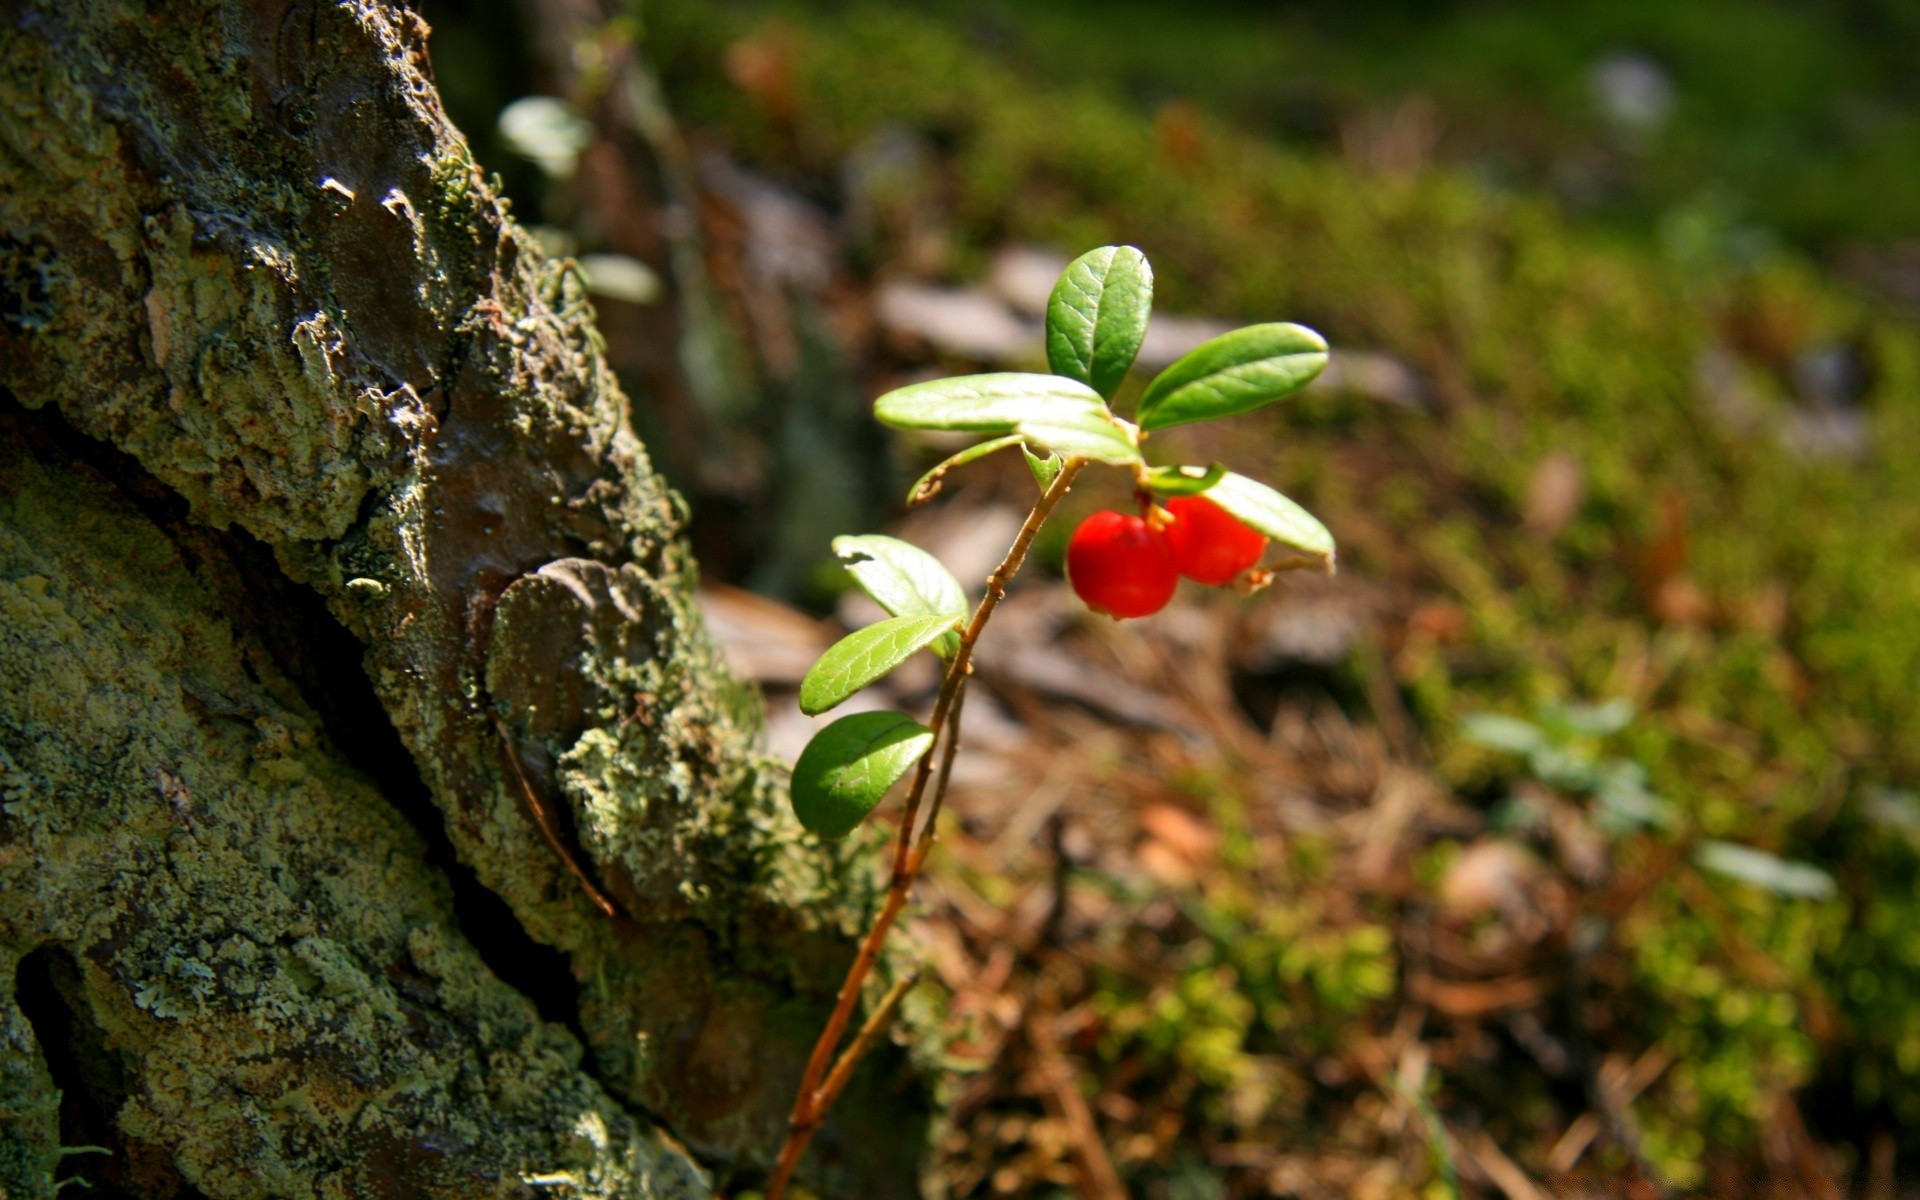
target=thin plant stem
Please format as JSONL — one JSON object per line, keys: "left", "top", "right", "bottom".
{"left": 813, "top": 969, "right": 921, "bottom": 1116}
{"left": 762, "top": 458, "right": 1085, "bottom": 1200}
{"left": 909, "top": 680, "right": 968, "bottom": 867}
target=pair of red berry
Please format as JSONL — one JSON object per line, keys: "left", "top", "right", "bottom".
{"left": 1067, "top": 495, "right": 1266, "bottom": 618}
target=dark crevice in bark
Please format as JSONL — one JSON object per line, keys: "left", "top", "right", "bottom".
{"left": 0, "top": 391, "right": 587, "bottom": 1048}
{"left": 12, "top": 947, "right": 211, "bottom": 1200}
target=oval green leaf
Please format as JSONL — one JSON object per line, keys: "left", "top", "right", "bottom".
{"left": 1017, "top": 409, "right": 1142, "bottom": 465}
{"left": 1204, "top": 472, "right": 1336, "bottom": 564}
{"left": 833, "top": 534, "right": 968, "bottom": 657}
{"left": 1046, "top": 245, "right": 1154, "bottom": 401}
{"left": 790, "top": 711, "right": 935, "bottom": 839}
{"left": 799, "top": 614, "right": 960, "bottom": 715}
{"left": 1136, "top": 323, "right": 1329, "bottom": 431}
{"left": 874, "top": 373, "right": 1106, "bottom": 432}
{"left": 1141, "top": 463, "right": 1227, "bottom": 497}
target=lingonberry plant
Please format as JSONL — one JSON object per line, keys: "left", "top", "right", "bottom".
{"left": 763, "top": 246, "right": 1335, "bottom": 1196}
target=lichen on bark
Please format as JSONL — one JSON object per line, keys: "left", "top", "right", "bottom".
{"left": 0, "top": 0, "right": 926, "bottom": 1196}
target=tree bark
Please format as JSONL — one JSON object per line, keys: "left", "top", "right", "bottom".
{"left": 0, "top": 2, "right": 924, "bottom": 1197}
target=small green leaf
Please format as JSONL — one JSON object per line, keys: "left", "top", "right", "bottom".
{"left": 1203, "top": 472, "right": 1335, "bottom": 563}
{"left": 790, "top": 711, "right": 935, "bottom": 838}
{"left": 1046, "top": 245, "right": 1153, "bottom": 400}
{"left": 1460, "top": 713, "right": 1548, "bottom": 756}
{"left": 1136, "top": 323, "right": 1329, "bottom": 431}
{"left": 1695, "top": 840, "right": 1836, "bottom": 900}
{"left": 906, "top": 435, "right": 1025, "bottom": 504}
{"left": 873, "top": 372, "right": 1140, "bottom": 465}
{"left": 1023, "top": 445, "right": 1063, "bottom": 492}
{"left": 1141, "top": 463, "right": 1227, "bottom": 497}
{"left": 833, "top": 535, "right": 968, "bottom": 657}
{"left": 874, "top": 373, "right": 1106, "bottom": 432}
{"left": 1017, "top": 408, "right": 1142, "bottom": 465}
{"left": 800, "top": 614, "right": 959, "bottom": 715}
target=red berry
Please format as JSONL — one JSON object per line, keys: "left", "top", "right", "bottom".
{"left": 1066, "top": 510, "right": 1178, "bottom": 619}
{"left": 1164, "top": 496, "right": 1266, "bottom": 585}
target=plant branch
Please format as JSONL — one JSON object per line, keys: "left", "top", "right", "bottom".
{"left": 814, "top": 969, "right": 922, "bottom": 1116}
{"left": 763, "top": 457, "right": 1085, "bottom": 1200}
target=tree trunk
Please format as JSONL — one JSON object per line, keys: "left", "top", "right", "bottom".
{"left": 0, "top": 2, "right": 924, "bottom": 1196}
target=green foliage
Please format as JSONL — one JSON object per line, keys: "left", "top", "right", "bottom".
{"left": 833, "top": 534, "right": 967, "bottom": 656}
{"left": 1045, "top": 244, "right": 1153, "bottom": 401}
{"left": 872, "top": 372, "right": 1143, "bottom": 464}
{"left": 1138, "top": 463, "right": 1226, "bottom": 497}
{"left": 795, "top": 247, "right": 1332, "bottom": 836}
{"left": 790, "top": 712, "right": 936, "bottom": 838}
{"left": 1196, "top": 472, "right": 1336, "bottom": 565}
{"left": 649, "top": 0, "right": 1920, "bottom": 1170}
{"left": 1134, "top": 323, "right": 1328, "bottom": 431}
{"left": 799, "top": 614, "right": 958, "bottom": 715}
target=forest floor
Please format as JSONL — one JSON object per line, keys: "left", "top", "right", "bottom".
{"left": 424, "top": 2, "right": 1920, "bottom": 1195}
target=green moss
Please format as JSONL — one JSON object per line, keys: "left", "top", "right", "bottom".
{"left": 647, "top": 0, "right": 1920, "bottom": 1176}
{"left": 0, "top": 434, "right": 709, "bottom": 1198}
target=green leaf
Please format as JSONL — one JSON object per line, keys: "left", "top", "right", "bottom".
{"left": 905, "top": 434, "right": 1025, "bottom": 505}
{"left": 833, "top": 535, "right": 968, "bottom": 658}
{"left": 874, "top": 372, "right": 1141, "bottom": 465}
{"left": 874, "top": 372, "right": 1106, "bottom": 432}
{"left": 790, "top": 711, "right": 935, "bottom": 839}
{"left": 1136, "top": 323, "right": 1328, "bottom": 431}
{"left": 1046, "top": 245, "right": 1153, "bottom": 400}
{"left": 800, "top": 614, "right": 959, "bottom": 715}
{"left": 1141, "top": 463, "right": 1227, "bottom": 497}
{"left": 1023, "top": 445, "right": 1062, "bottom": 492}
{"left": 1460, "top": 713, "right": 1547, "bottom": 757}
{"left": 1203, "top": 472, "right": 1335, "bottom": 562}
{"left": 1017, "top": 408, "right": 1143, "bottom": 465}
{"left": 1695, "top": 840, "right": 1836, "bottom": 900}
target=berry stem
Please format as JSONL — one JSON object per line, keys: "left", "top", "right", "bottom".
{"left": 764, "top": 458, "right": 1086, "bottom": 1200}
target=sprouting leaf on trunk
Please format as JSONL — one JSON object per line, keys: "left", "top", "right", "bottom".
{"left": 1046, "top": 245, "right": 1153, "bottom": 401}
{"left": 790, "top": 711, "right": 935, "bottom": 838}
{"left": 1140, "top": 463, "right": 1228, "bottom": 496}
{"left": 1136, "top": 323, "right": 1328, "bottom": 431}
{"left": 1202, "top": 472, "right": 1336, "bottom": 564}
{"left": 906, "top": 435, "right": 1026, "bottom": 505}
{"left": 799, "top": 614, "right": 960, "bottom": 715}
{"left": 833, "top": 535, "right": 968, "bottom": 657}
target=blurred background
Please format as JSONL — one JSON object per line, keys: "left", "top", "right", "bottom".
{"left": 419, "top": 1, "right": 1920, "bottom": 1195}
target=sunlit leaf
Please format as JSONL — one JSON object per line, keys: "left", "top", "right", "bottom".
{"left": 1592, "top": 760, "right": 1675, "bottom": 832}
{"left": 1460, "top": 714, "right": 1547, "bottom": 756}
{"left": 1202, "top": 472, "right": 1335, "bottom": 562}
{"left": 1548, "top": 698, "right": 1635, "bottom": 738}
{"left": 874, "top": 373, "right": 1106, "bottom": 432}
{"left": 874, "top": 372, "right": 1140, "bottom": 465}
{"left": 1136, "top": 323, "right": 1328, "bottom": 431}
{"left": 1017, "top": 409, "right": 1142, "bottom": 465}
{"left": 790, "top": 711, "right": 935, "bottom": 839}
{"left": 1023, "top": 445, "right": 1063, "bottom": 492}
{"left": 833, "top": 535, "right": 968, "bottom": 657}
{"left": 799, "top": 614, "right": 959, "bottom": 715}
{"left": 1695, "top": 840, "right": 1836, "bottom": 900}
{"left": 905, "top": 435, "right": 1025, "bottom": 505}
{"left": 1046, "top": 245, "right": 1153, "bottom": 400}
{"left": 1140, "top": 463, "right": 1227, "bottom": 497}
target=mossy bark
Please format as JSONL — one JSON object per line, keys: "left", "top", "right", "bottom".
{"left": 0, "top": 2, "right": 924, "bottom": 1197}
